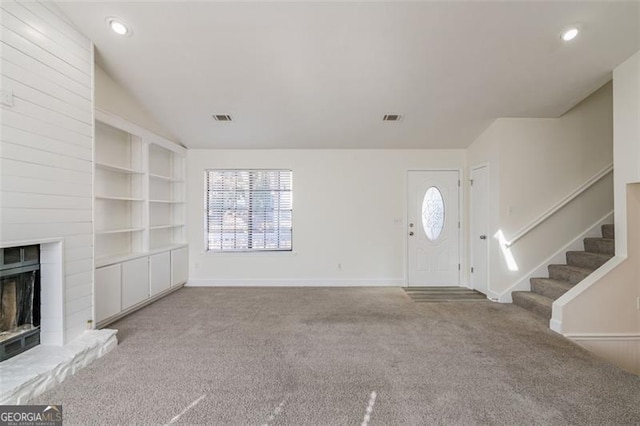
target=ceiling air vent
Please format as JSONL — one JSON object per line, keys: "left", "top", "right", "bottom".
{"left": 212, "top": 114, "right": 233, "bottom": 122}
{"left": 383, "top": 114, "right": 403, "bottom": 122}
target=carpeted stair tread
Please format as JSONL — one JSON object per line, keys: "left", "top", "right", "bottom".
{"left": 548, "top": 264, "right": 593, "bottom": 285}
{"left": 530, "top": 278, "right": 574, "bottom": 300}
{"left": 566, "top": 251, "right": 612, "bottom": 270}
{"left": 601, "top": 224, "right": 615, "bottom": 239}
{"left": 512, "top": 291, "right": 553, "bottom": 319}
{"left": 512, "top": 223, "right": 615, "bottom": 325}
{"left": 583, "top": 237, "right": 615, "bottom": 255}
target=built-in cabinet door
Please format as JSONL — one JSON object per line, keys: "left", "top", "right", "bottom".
{"left": 171, "top": 247, "right": 188, "bottom": 286}
{"left": 95, "top": 264, "right": 121, "bottom": 322}
{"left": 122, "top": 257, "right": 149, "bottom": 310}
{"left": 149, "top": 252, "right": 171, "bottom": 296}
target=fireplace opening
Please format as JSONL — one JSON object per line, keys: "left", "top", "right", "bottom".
{"left": 1, "top": 245, "right": 40, "bottom": 361}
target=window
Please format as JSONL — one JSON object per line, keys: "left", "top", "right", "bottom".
{"left": 422, "top": 186, "right": 445, "bottom": 241}
{"left": 206, "top": 170, "right": 292, "bottom": 251}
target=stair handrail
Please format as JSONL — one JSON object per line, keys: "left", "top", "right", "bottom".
{"left": 505, "top": 162, "right": 613, "bottom": 248}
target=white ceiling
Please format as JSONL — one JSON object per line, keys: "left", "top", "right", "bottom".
{"left": 56, "top": 1, "right": 639, "bottom": 149}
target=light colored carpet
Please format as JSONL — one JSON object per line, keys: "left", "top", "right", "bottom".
{"left": 32, "top": 287, "right": 640, "bottom": 425}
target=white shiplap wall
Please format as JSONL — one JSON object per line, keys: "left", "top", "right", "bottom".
{"left": 0, "top": 1, "right": 93, "bottom": 343}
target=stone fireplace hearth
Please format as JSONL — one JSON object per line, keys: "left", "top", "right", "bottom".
{"left": 0, "top": 239, "right": 117, "bottom": 404}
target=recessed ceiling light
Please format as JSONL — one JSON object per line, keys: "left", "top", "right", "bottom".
{"left": 561, "top": 27, "right": 579, "bottom": 42}
{"left": 106, "top": 17, "right": 132, "bottom": 36}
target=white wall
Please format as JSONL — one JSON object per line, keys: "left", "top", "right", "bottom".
{"left": 466, "top": 82, "right": 614, "bottom": 299}
{"left": 187, "top": 149, "right": 465, "bottom": 285}
{"left": 0, "top": 1, "right": 93, "bottom": 343}
{"left": 95, "top": 65, "right": 177, "bottom": 143}
{"left": 559, "top": 184, "right": 640, "bottom": 374}
{"left": 612, "top": 51, "right": 640, "bottom": 257}
{"left": 554, "top": 51, "right": 640, "bottom": 374}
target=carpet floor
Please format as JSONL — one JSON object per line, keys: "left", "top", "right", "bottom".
{"left": 32, "top": 287, "right": 640, "bottom": 425}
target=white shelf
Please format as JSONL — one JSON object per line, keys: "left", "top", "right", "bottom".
{"left": 95, "top": 243, "right": 188, "bottom": 268}
{"left": 96, "top": 227, "right": 144, "bottom": 235}
{"left": 149, "top": 173, "right": 183, "bottom": 183}
{"left": 96, "top": 162, "right": 144, "bottom": 175}
{"left": 149, "top": 199, "right": 184, "bottom": 204}
{"left": 149, "top": 243, "right": 188, "bottom": 255}
{"left": 95, "top": 252, "right": 145, "bottom": 268}
{"left": 96, "top": 195, "right": 144, "bottom": 202}
{"left": 150, "top": 224, "right": 184, "bottom": 230}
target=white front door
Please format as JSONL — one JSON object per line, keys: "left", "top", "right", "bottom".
{"left": 470, "top": 165, "right": 489, "bottom": 295}
{"left": 407, "top": 170, "right": 460, "bottom": 287}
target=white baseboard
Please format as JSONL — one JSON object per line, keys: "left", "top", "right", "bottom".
{"left": 186, "top": 278, "right": 405, "bottom": 287}
{"left": 566, "top": 333, "right": 640, "bottom": 340}
{"left": 498, "top": 211, "right": 614, "bottom": 303}
{"left": 550, "top": 318, "right": 562, "bottom": 333}
{"left": 566, "top": 333, "right": 640, "bottom": 375}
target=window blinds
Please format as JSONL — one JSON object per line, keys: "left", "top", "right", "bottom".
{"left": 206, "top": 170, "right": 293, "bottom": 251}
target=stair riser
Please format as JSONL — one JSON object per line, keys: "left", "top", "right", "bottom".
{"left": 512, "top": 293, "right": 552, "bottom": 320}
{"left": 601, "top": 224, "right": 615, "bottom": 239}
{"left": 548, "top": 265, "right": 590, "bottom": 285}
{"left": 530, "top": 279, "right": 571, "bottom": 300}
{"left": 566, "top": 252, "right": 611, "bottom": 270}
{"left": 583, "top": 238, "right": 615, "bottom": 255}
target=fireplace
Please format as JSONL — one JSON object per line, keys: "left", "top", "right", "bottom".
{"left": 0, "top": 245, "right": 40, "bottom": 361}
{"left": 0, "top": 240, "right": 117, "bottom": 405}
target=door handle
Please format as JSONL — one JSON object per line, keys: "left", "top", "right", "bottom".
{"left": 409, "top": 232, "right": 414, "bottom": 236}
{"left": 479, "top": 235, "right": 487, "bottom": 240}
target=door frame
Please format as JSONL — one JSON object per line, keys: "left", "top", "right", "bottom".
{"left": 470, "top": 163, "right": 490, "bottom": 294}
{"left": 405, "top": 168, "right": 463, "bottom": 287}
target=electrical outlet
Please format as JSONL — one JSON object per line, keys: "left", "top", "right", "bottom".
{"left": 0, "top": 89, "right": 14, "bottom": 107}
{"left": 637, "top": 297, "right": 640, "bottom": 311}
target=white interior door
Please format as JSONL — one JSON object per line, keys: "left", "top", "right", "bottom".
{"left": 471, "top": 165, "right": 489, "bottom": 295}
{"left": 407, "top": 170, "right": 460, "bottom": 287}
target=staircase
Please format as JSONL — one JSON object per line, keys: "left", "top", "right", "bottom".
{"left": 512, "top": 224, "right": 615, "bottom": 321}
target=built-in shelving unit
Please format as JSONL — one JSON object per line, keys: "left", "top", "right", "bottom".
{"left": 94, "top": 109, "right": 188, "bottom": 327}
{"left": 94, "top": 120, "right": 145, "bottom": 264}
{"left": 148, "top": 143, "right": 186, "bottom": 251}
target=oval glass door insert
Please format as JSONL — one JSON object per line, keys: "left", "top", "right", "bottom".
{"left": 422, "top": 186, "right": 445, "bottom": 240}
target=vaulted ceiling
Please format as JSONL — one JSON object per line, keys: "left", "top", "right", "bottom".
{"left": 56, "top": 1, "right": 639, "bottom": 149}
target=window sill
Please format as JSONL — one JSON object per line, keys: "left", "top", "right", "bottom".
{"left": 201, "top": 250, "right": 298, "bottom": 257}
